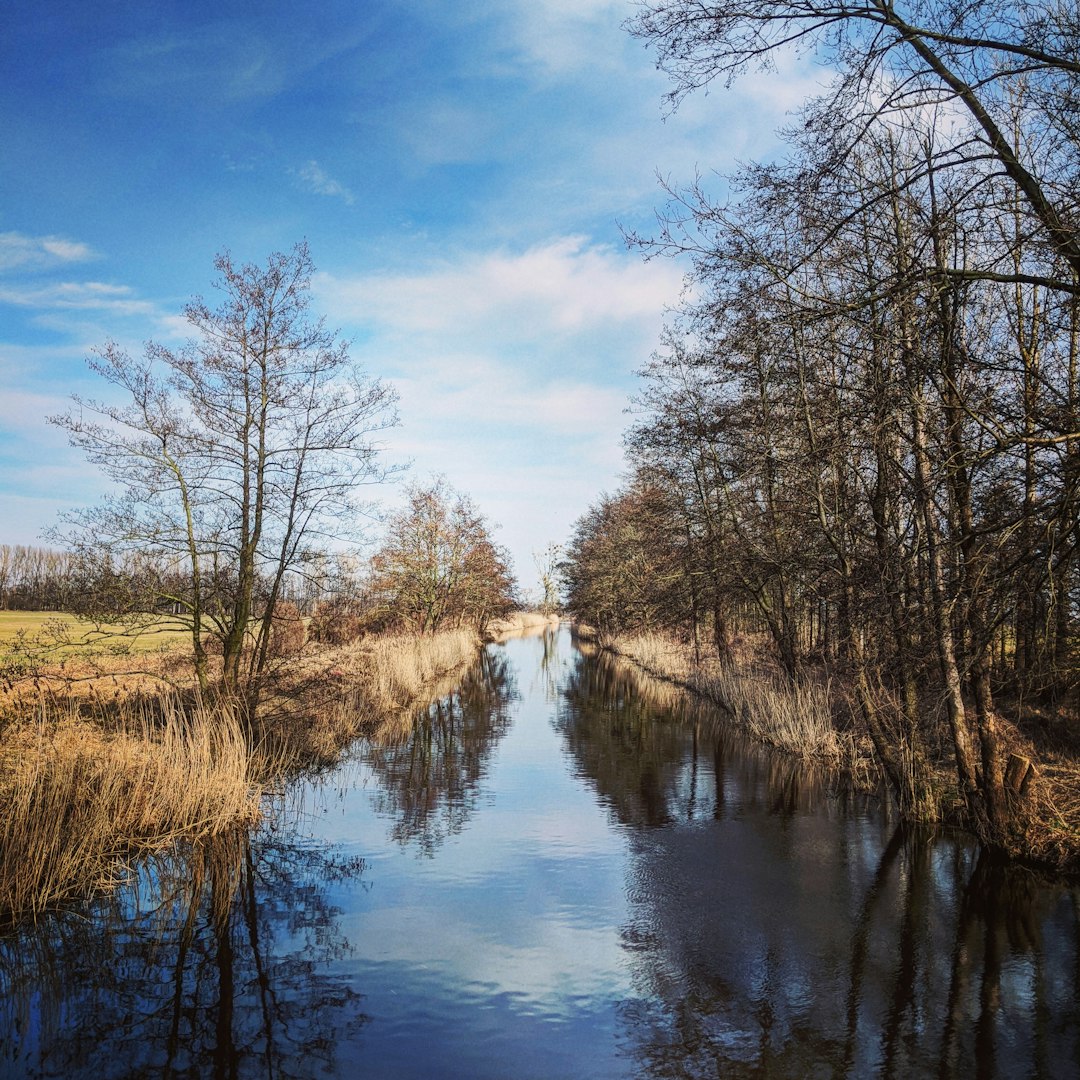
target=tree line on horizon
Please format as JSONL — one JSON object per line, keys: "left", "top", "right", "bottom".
{"left": 563, "top": 0, "right": 1080, "bottom": 849}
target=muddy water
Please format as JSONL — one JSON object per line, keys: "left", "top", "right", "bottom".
{"left": 2, "top": 627, "right": 1078, "bottom": 1078}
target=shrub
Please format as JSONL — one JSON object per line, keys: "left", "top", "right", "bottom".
{"left": 309, "top": 601, "right": 363, "bottom": 646}
{"left": 269, "top": 601, "right": 306, "bottom": 658}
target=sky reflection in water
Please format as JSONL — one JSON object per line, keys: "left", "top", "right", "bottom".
{"left": 2, "top": 627, "right": 1078, "bottom": 1078}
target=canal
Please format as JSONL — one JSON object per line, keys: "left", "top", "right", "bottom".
{"left": 2, "top": 627, "right": 1078, "bottom": 1077}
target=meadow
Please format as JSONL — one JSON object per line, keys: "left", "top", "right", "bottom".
{"left": 0, "top": 610, "right": 189, "bottom": 655}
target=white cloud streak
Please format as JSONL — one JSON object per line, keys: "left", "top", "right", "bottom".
{"left": 295, "top": 160, "right": 355, "bottom": 204}
{"left": 0, "top": 231, "right": 97, "bottom": 273}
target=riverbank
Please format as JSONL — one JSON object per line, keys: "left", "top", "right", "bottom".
{"left": 0, "top": 614, "right": 553, "bottom": 927}
{"left": 581, "top": 626, "right": 1080, "bottom": 875}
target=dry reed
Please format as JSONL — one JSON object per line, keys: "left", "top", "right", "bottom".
{"left": 485, "top": 611, "right": 560, "bottom": 638}
{"left": 345, "top": 629, "right": 481, "bottom": 713}
{"left": 0, "top": 695, "right": 259, "bottom": 926}
{"left": 0, "top": 626, "right": 492, "bottom": 925}
{"left": 608, "top": 631, "right": 853, "bottom": 767}
{"left": 253, "top": 627, "right": 486, "bottom": 770}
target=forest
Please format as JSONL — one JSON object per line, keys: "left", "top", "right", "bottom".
{"left": 562, "top": 0, "right": 1080, "bottom": 857}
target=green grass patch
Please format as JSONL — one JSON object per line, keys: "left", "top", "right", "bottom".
{"left": 0, "top": 610, "right": 189, "bottom": 657}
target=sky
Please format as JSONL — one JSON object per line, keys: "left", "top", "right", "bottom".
{"left": 0, "top": 0, "right": 816, "bottom": 596}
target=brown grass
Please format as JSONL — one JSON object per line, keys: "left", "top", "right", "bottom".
{"left": 0, "top": 625, "right": 490, "bottom": 925}
{"left": 0, "top": 695, "right": 259, "bottom": 926}
{"left": 598, "top": 629, "right": 1080, "bottom": 872}
{"left": 242, "top": 628, "right": 487, "bottom": 771}
{"left": 605, "top": 631, "right": 858, "bottom": 768}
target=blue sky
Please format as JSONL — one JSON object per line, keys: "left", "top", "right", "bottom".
{"left": 0, "top": 0, "right": 815, "bottom": 592}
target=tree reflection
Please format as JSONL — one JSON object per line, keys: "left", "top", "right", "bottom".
{"left": 562, "top": 646, "right": 1080, "bottom": 1079}
{"left": 365, "top": 648, "right": 517, "bottom": 855}
{"left": 0, "top": 825, "right": 367, "bottom": 1079}
{"left": 557, "top": 649, "right": 827, "bottom": 828}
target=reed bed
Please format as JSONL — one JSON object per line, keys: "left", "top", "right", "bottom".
{"left": 607, "top": 631, "right": 852, "bottom": 767}
{"left": 249, "top": 628, "right": 486, "bottom": 771}
{"left": 345, "top": 629, "right": 481, "bottom": 713}
{"left": 0, "top": 696, "right": 259, "bottom": 926}
{"left": 485, "top": 611, "right": 560, "bottom": 638}
{"left": 0, "top": 626, "right": 499, "bottom": 925}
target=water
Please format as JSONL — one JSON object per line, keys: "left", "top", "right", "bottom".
{"left": 2, "top": 627, "right": 1078, "bottom": 1078}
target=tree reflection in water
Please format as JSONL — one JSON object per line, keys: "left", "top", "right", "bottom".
{"left": 366, "top": 648, "right": 517, "bottom": 855}
{"left": 0, "top": 826, "right": 367, "bottom": 1079}
{"left": 559, "top": 650, "right": 1080, "bottom": 1079}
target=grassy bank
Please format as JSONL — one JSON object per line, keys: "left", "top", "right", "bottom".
{"left": 595, "top": 630, "right": 859, "bottom": 769}
{"left": 0, "top": 621, "right": 512, "bottom": 926}
{"left": 586, "top": 627, "right": 1080, "bottom": 874}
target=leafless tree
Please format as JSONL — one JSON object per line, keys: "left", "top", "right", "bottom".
{"left": 49, "top": 243, "right": 398, "bottom": 715}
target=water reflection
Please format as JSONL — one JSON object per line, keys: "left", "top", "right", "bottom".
{"left": 365, "top": 648, "right": 517, "bottom": 854}
{"left": 557, "top": 650, "right": 836, "bottom": 826}
{"left": 2, "top": 631, "right": 1078, "bottom": 1079}
{"left": 0, "top": 829, "right": 367, "bottom": 1078}
{"left": 559, "top": 650, "right": 1080, "bottom": 1079}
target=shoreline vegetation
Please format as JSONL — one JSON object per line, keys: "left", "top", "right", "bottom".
{"left": 0, "top": 611, "right": 558, "bottom": 928}
{"left": 578, "top": 625, "right": 1080, "bottom": 878}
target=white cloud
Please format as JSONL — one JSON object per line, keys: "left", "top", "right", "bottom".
{"left": 0, "top": 280, "right": 155, "bottom": 316}
{"left": 0, "top": 232, "right": 97, "bottom": 273}
{"left": 502, "top": 0, "right": 631, "bottom": 77}
{"left": 318, "top": 235, "right": 682, "bottom": 340}
{"left": 295, "top": 160, "right": 355, "bottom": 204}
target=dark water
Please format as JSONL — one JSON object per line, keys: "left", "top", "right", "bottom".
{"left": 2, "top": 628, "right": 1078, "bottom": 1078}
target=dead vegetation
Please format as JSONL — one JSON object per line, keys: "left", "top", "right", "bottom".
{"left": 0, "top": 696, "right": 258, "bottom": 928}
{"left": 593, "top": 628, "right": 1080, "bottom": 875}
{"left": 0, "top": 624, "right": 495, "bottom": 926}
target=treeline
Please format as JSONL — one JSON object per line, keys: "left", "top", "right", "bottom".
{"left": 5, "top": 478, "right": 515, "bottom": 640}
{"left": 0, "top": 546, "right": 79, "bottom": 611}
{"left": 564, "top": 0, "right": 1080, "bottom": 848}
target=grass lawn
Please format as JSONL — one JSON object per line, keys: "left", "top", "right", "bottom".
{"left": 0, "top": 610, "right": 189, "bottom": 656}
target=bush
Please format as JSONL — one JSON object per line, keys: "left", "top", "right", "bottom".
{"left": 309, "top": 601, "right": 363, "bottom": 646}
{"left": 269, "top": 601, "right": 306, "bottom": 658}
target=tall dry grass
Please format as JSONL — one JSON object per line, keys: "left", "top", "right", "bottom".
{"left": 0, "top": 695, "right": 259, "bottom": 926}
{"left": 609, "top": 631, "right": 853, "bottom": 767}
{"left": 485, "top": 611, "right": 560, "bottom": 639}
{"left": 255, "top": 627, "right": 485, "bottom": 768}
{"left": 347, "top": 628, "right": 481, "bottom": 712}
{"left": 0, "top": 627, "right": 489, "bottom": 925}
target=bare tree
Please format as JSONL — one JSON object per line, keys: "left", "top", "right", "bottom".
{"left": 367, "top": 478, "right": 517, "bottom": 636}
{"left": 50, "top": 243, "right": 398, "bottom": 715}
{"left": 628, "top": 0, "right": 1080, "bottom": 290}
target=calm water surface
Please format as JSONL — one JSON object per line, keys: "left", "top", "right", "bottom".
{"left": 2, "top": 628, "right": 1078, "bottom": 1078}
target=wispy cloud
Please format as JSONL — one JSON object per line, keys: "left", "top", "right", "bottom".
{"left": 0, "top": 280, "right": 155, "bottom": 316}
{"left": 0, "top": 231, "right": 97, "bottom": 273}
{"left": 295, "top": 160, "right": 355, "bottom": 204}
{"left": 319, "top": 235, "right": 682, "bottom": 340}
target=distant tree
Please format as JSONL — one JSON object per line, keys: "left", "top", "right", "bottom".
{"left": 368, "top": 478, "right": 517, "bottom": 635}
{"left": 561, "top": 483, "right": 689, "bottom": 639}
{"left": 533, "top": 543, "right": 563, "bottom": 615}
{"left": 49, "top": 243, "right": 398, "bottom": 714}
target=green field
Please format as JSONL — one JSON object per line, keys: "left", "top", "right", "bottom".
{"left": 0, "top": 610, "right": 189, "bottom": 655}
